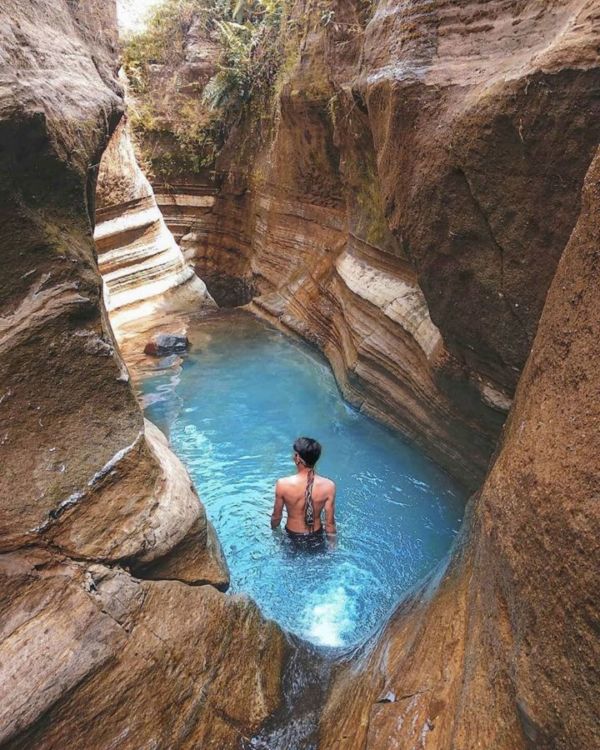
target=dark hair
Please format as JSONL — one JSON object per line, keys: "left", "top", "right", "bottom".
{"left": 293, "top": 437, "right": 322, "bottom": 468}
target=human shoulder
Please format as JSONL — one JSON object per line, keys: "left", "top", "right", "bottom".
{"left": 276, "top": 475, "right": 295, "bottom": 490}
{"left": 317, "top": 475, "right": 336, "bottom": 491}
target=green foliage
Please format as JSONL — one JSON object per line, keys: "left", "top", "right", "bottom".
{"left": 123, "top": 1, "right": 223, "bottom": 91}
{"left": 201, "top": 2, "right": 284, "bottom": 120}
{"left": 122, "top": 0, "right": 285, "bottom": 178}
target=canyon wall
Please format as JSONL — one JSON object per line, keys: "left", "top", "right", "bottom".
{"left": 1, "top": 1, "right": 598, "bottom": 748}
{"left": 129, "top": 1, "right": 600, "bottom": 746}
{"left": 319, "top": 141, "right": 600, "bottom": 750}
{"left": 94, "top": 117, "right": 215, "bottom": 337}
{"left": 148, "top": 0, "right": 600, "bottom": 490}
{"left": 0, "top": 2, "right": 287, "bottom": 746}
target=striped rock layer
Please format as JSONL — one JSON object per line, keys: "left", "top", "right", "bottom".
{"left": 149, "top": 0, "right": 600, "bottom": 491}
{"left": 0, "top": 4, "right": 287, "bottom": 748}
{"left": 94, "top": 120, "right": 215, "bottom": 335}
{"left": 139, "top": 1, "right": 600, "bottom": 747}
{"left": 154, "top": 164, "right": 509, "bottom": 489}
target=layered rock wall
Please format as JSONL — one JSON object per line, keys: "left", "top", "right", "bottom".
{"left": 135, "top": 3, "right": 600, "bottom": 744}
{"left": 0, "top": 0, "right": 221, "bottom": 589}
{"left": 2, "top": 556, "right": 285, "bottom": 749}
{"left": 319, "top": 142, "right": 600, "bottom": 750}
{"left": 2, "top": 1, "right": 599, "bottom": 747}
{"left": 150, "top": 0, "right": 600, "bottom": 488}
{"left": 0, "top": 2, "right": 287, "bottom": 746}
{"left": 94, "top": 118, "right": 215, "bottom": 336}
{"left": 361, "top": 0, "right": 600, "bottom": 390}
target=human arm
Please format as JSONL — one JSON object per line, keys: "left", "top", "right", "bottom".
{"left": 271, "top": 480, "right": 284, "bottom": 529}
{"left": 324, "top": 483, "right": 337, "bottom": 536}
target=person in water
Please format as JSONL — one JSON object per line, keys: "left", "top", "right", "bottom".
{"left": 271, "top": 437, "right": 337, "bottom": 547}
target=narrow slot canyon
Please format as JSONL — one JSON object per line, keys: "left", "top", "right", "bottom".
{"left": 0, "top": 1, "right": 599, "bottom": 749}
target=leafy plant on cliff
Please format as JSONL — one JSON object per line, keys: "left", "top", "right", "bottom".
{"left": 122, "top": 0, "right": 285, "bottom": 178}
{"left": 202, "top": 2, "right": 284, "bottom": 122}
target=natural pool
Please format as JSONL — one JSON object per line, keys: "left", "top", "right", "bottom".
{"left": 139, "top": 312, "right": 465, "bottom": 648}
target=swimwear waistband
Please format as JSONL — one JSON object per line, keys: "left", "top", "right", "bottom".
{"left": 285, "top": 526, "right": 324, "bottom": 539}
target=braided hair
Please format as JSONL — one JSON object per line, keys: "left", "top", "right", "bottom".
{"left": 293, "top": 437, "right": 322, "bottom": 532}
{"left": 304, "top": 467, "right": 315, "bottom": 531}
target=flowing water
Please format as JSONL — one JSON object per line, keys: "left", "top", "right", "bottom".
{"left": 138, "top": 311, "right": 465, "bottom": 649}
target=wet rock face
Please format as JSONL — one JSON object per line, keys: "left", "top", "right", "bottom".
{"left": 0, "top": 2, "right": 285, "bottom": 746}
{"left": 144, "top": 332, "right": 191, "bottom": 356}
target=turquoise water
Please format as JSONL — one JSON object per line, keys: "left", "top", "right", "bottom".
{"left": 139, "top": 312, "right": 464, "bottom": 647}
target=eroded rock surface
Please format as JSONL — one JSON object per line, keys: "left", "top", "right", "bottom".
{"left": 95, "top": 118, "right": 215, "bottom": 337}
{"left": 129, "top": 1, "right": 600, "bottom": 746}
{"left": 0, "top": 555, "right": 284, "bottom": 749}
{"left": 0, "top": 2, "right": 285, "bottom": 746}
{"left": 318, "top": 146, "right": 600, "bottom": 750}
{"left": 2, "top": 0, "right": 599, "bottom": 748}
{"left": 148, "top": 0, "right": 600, "bottom": 489}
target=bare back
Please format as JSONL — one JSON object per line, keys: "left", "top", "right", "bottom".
{"left": 272, "top": 471, "right": 336, "bottom": 534}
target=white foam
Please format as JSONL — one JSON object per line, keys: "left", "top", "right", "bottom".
{"left": 303, "top": 586, "right": 354, "bottom": 647}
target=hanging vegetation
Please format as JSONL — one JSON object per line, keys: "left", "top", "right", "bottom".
{"left": 122, "top": 0, "right": 285, "bottom": 178}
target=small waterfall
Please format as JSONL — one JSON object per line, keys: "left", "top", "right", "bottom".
{"left": 246, "top": 637, "right": 335, "bottom": 750}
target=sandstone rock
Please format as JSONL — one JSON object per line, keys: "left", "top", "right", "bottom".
{"left": 144, "top": 332, "right": 191, "bottom": 357}
{"left": 2, "top": 1, "right": 599, "bottom": 748}
{"left": 0, "top": 4, "right": 284, "bottom": 749}
{"left": 94, "top": 119, "right": 216, "bottom": 339}
{"left": 318, "top": 145, "right": 600, "bottom": 750}
{"left": 361, "top": 0, "right": 600, "bottom": 394}
{"left": 146, "top": 0, "right": 600, "bottom": 492}
{"left": 0, "top": 0, "right": 131, "bottom": 552}
{"left": 0, "top": 0, "right": 224, "bottom": 583}
{"left": 130, "top": 1, "right": 600, "bottom": 745}
{"left": 0, "top": 555, "right": 286, "bottom": 749}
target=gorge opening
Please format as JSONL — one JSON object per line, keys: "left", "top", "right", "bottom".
{"left": 2, "top": 0, "right": 598, "bottom": 748}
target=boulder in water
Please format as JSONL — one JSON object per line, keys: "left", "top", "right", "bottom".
{"left": 144, "top": 333, "right": 190, "bottom": 357}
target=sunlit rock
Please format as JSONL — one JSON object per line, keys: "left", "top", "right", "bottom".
{"left": 94, "top": 118, "right": 216, "bottom": 338}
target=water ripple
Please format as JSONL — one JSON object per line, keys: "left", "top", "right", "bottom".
{"left": 139, "top": 312, "right": 465, "bottom": 646}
